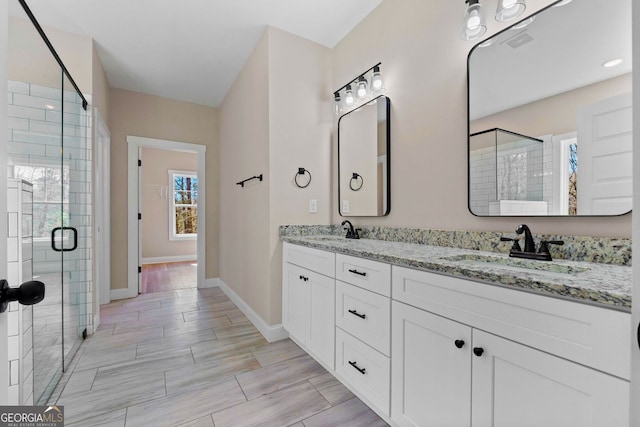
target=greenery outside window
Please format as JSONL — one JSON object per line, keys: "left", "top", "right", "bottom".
{"left": 13, "top": 163, "right": 69, "bottom": 241}
{"left": 169, "top": 170, "right": 198, "bottom": 240}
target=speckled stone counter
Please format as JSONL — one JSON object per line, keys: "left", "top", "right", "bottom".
{"left": 280, "top": 227, "right": 632, "bottom": 312}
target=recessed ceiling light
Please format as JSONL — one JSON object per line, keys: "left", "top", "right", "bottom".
{"left": 602, "top": 58, "right": 624, "bottom": 68}
{"left": 45, "top": 105, "right": 55, "bottom": 110}
{"left": 552, "top": 0, "right": 572, "bottom": 7}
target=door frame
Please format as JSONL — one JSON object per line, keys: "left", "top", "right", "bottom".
{"left": 94, "top": 108, "right": 111, "bottom": 316}
{"left": 631, "top": 0, "right": 640, "bottom": 421}
{"left": 125, "top": 136, "right": 206, "bottom": 299}
{"left": 0, "top": 0, "right": 9, "bottom": 406}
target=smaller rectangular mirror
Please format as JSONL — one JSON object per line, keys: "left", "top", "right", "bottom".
{"left": 338, "top": 95, "right": 390, "bottom": 217}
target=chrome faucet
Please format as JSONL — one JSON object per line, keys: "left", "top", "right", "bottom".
{"left": 341, "top": 220, "right": 360, "bottom": 239}
{"left": 501, "top": 224, "right": 564, "bottom": 261}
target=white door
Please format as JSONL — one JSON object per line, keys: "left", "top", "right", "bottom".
{"left": 577, "top": 92, "right": 632, "bottom": 215}
{"left": 282, "top": 263, "right": 309, "bottom": 343}
{"left": 391, "top": 301, "right": 471, "bottom": 427}
{"left": 471, "top": 329, "right": 629, "bottom": 427}
{"left": 307, "top": 272, "right": 335, "bottom": 369}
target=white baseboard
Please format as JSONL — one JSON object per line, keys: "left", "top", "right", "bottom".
{"left": 111, "top": 287, "right": 136, "bottom": 301}
{"left": 218, "top": 279, "right": 288, "bottom": 343}
{"left": 201, "top": 277, "right": 221, "bottom": 289}
{"left": 142, "top": 255, "right": 197, "bottom": 265}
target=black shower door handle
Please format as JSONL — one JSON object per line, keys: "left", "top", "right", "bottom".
{"left": 51, "top": 227, "right": 78, "bottom": 252}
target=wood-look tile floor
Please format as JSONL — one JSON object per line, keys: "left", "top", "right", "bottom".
{"left": 49, "top": 286, "right": 389, "bottom": 426}
{"left": 141, "top": 261, "right": 198, "bottom": 293}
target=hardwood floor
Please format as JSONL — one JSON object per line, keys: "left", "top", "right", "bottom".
{"left": 49, "top": 286, "right": 388, "bottom": 426}
{"left": 141, "top": 261, "right": 197, "bottom": 293}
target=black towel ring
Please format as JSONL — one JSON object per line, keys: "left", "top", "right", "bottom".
{"left": 294, "top": 168, "right": 312, "bottom": 188}
{"left": 350, "top": 173, "right": 363, "bottom": 191}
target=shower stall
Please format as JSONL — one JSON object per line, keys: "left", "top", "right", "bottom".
{"left": 469, "top": 128, "right": 546, "bottom": 216}
{"left": 6, "top": 0, "right": 93, "bottom": 405}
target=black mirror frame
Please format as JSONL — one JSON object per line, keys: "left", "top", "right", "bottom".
{"left": 466, "top": 0, "right": 632, "bottom": 218}
{"left": 338, "top": 94, "right": 391, "bottom": 217}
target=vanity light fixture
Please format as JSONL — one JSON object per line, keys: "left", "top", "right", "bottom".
{"left": 344, "top": 84, "right": 356, "bottom": 106}
{"left": 334, "top": 92, "right": 342, "bottom": 116}
{"left": 356, "top": 76, "right": 368, "bottom": 99}
{"left": 461, "top": 0, "right": 487, "bottom": 41}
{"left": 370, "top": 65, "right": 385, "bottom": 94}
{"left": 552, "top": 0, "right": 572, "bottom": 7}
{"left": 333, "top": 62, "right": 384, "bottom": 115}
{"left": 602, "top": 58, "right": 624, "bottom": 68}
{"left": 495, "top": 0, "right": 526, "bottom": 22}
{"left": 512, "top": 16, "right": 535, "bottom": 29}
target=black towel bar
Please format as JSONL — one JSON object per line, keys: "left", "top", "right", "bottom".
{"left": 236, "top": 174, "right": 263, "bottom": 187}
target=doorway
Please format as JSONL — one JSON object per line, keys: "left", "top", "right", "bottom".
{"left": 125, "top": 136, "right": 206, "bottom": 299}
{"left": 140, "top": 147, "right": 198, "bottom": 293}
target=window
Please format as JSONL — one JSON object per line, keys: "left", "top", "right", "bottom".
{"left": 12, "top": 164, "right": 69, "bottom": 240}
{"left": 169, "top": 170, "right": 198, "bottom": 240}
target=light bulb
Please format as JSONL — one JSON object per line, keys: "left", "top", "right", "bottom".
{"left": 356, "top": 76, "right": 368, "bottom": 99}
{"left": 344, "top": 84, "right": 355, "bottom": 106}
{"left": 461, "top": 0, "right": 487, "bottom": 41}
{"left": 496, "top": 0, "right": 525, "bottom": 22}
{"left": 334, "top": 92, "right": 342, "bottom": 115}
{"left": 370, "top": 66, "right": 385, "bottom": 93}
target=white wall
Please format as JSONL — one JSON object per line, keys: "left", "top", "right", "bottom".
{"left": 331, "top": 0, "right": 630, "bottom": 237}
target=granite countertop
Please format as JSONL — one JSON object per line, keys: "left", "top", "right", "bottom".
{"left": 281, "top": 234, "right": 632, "bottom": 312}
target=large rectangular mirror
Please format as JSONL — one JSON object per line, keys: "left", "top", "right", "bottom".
{"left": 338, "top": 95, "right": 390, "bottom": 216}
{"left": 468, "top": 0, "right": 632, "bottom": 216}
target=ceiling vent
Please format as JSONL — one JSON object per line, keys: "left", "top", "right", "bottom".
{"left": 503, "top": 31, "right": 534, "bottom": 49}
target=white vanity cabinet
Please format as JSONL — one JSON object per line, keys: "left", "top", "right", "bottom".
{"left": 282, "top": 242, "right": 631, "bottom": 427}
{"left": 391, "top": 266, "right": 630, "bottom": 427}
{"left": 282, "top": 243, "right": 335, "bottom": 369}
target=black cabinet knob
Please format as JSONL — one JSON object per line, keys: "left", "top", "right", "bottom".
{"left": 473, "top": 347, "right": 484, "bottom": 357}
{"left": 454, "top": 339, "right": 465, "bottom": 349}
{"left": 0, "top": 279, "right": 46, "bottom": 313}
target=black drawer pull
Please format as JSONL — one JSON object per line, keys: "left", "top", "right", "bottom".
{"left": 454, "top": 339, "right": 465, "bottom": 349}
{"left": 299, "top": 275, "right": 309, "bottom": 282}
{"left": 348, "top": 360, "right": 366, "bottom": 375}
{"left": 348, "top": 269, "right": 367, "bottom": 277}
{"left": 348, "top": 309, "right": 366, "bottom": 319}
{"left": 473, "top": 347, "right": 484, "bottom": 357}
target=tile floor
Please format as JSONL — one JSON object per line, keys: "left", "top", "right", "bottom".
{"left": 48, "top": 284, "right": 388, "bottom": 426}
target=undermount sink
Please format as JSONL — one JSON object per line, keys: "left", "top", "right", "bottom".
{"left": 440, "top": 254, "right": 589, "bottom": 276}
{"left": 306, "top": 235, "right": 347, "bottom": 242}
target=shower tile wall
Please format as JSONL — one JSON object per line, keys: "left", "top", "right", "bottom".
{"left": 470, "top": 139, "right": 545, "bottom": 215}
{"left": 7, "top": 81, "right": 93, "bottom": 401}
{"left": 6, "top": 180, "right": 34, "bottom": 405}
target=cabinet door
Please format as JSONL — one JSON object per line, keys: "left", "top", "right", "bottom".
{"left": 308, "top": 272, "right": 335, "bottom": 369}
{"left": 471, "top": 329, "right": 630, "bottom": 427}
{"left": 282, "top": 263, "right": 310, "bottom": 343}
{"left": 391, "top": 301, "right": 472, "bottom": 427}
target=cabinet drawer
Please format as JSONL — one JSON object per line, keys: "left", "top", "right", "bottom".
{"left": 392, "top": 266, "right": 631, "bottom": 380}
{"left": 336, "top": 281, "right": 391, "bottom": 356}
{"left": 336, "top": 253, "right": 391, "bottom": 296}
{"left": 336, "top": 327, "right": 390, "bottom": 416}
{"left": 283, "top": 242, "right": 335, "bottom": 277}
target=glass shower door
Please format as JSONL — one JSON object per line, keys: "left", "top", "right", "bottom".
{"left": 7, "top": 2, "right": 65, "bottom": 404}
{"left": 7, "top": 0, "right": 92, "bottom": 405}
{"left": 61, "top": 74, "right": 90, "bottom": 369}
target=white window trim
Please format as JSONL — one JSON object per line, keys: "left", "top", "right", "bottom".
{"left": 168, "top": 169, "right": 198, "bottom": 241}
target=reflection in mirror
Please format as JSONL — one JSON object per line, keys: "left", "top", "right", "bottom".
{"left": 468, "top": 0, "right": 632, "bottom": 216}
{"left": 338, "top": 95, "right": 390, "bottom": 217}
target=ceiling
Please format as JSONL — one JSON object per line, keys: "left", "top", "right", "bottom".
{"left": 9, "top": 0, "right": 383, "bottom": 107}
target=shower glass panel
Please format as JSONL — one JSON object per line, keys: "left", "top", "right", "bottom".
{"left": 7, "top": 0, "right": 92, "bottom": 405}
{"left": 61, "top": 73, "right": 91, "bottom": 370}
